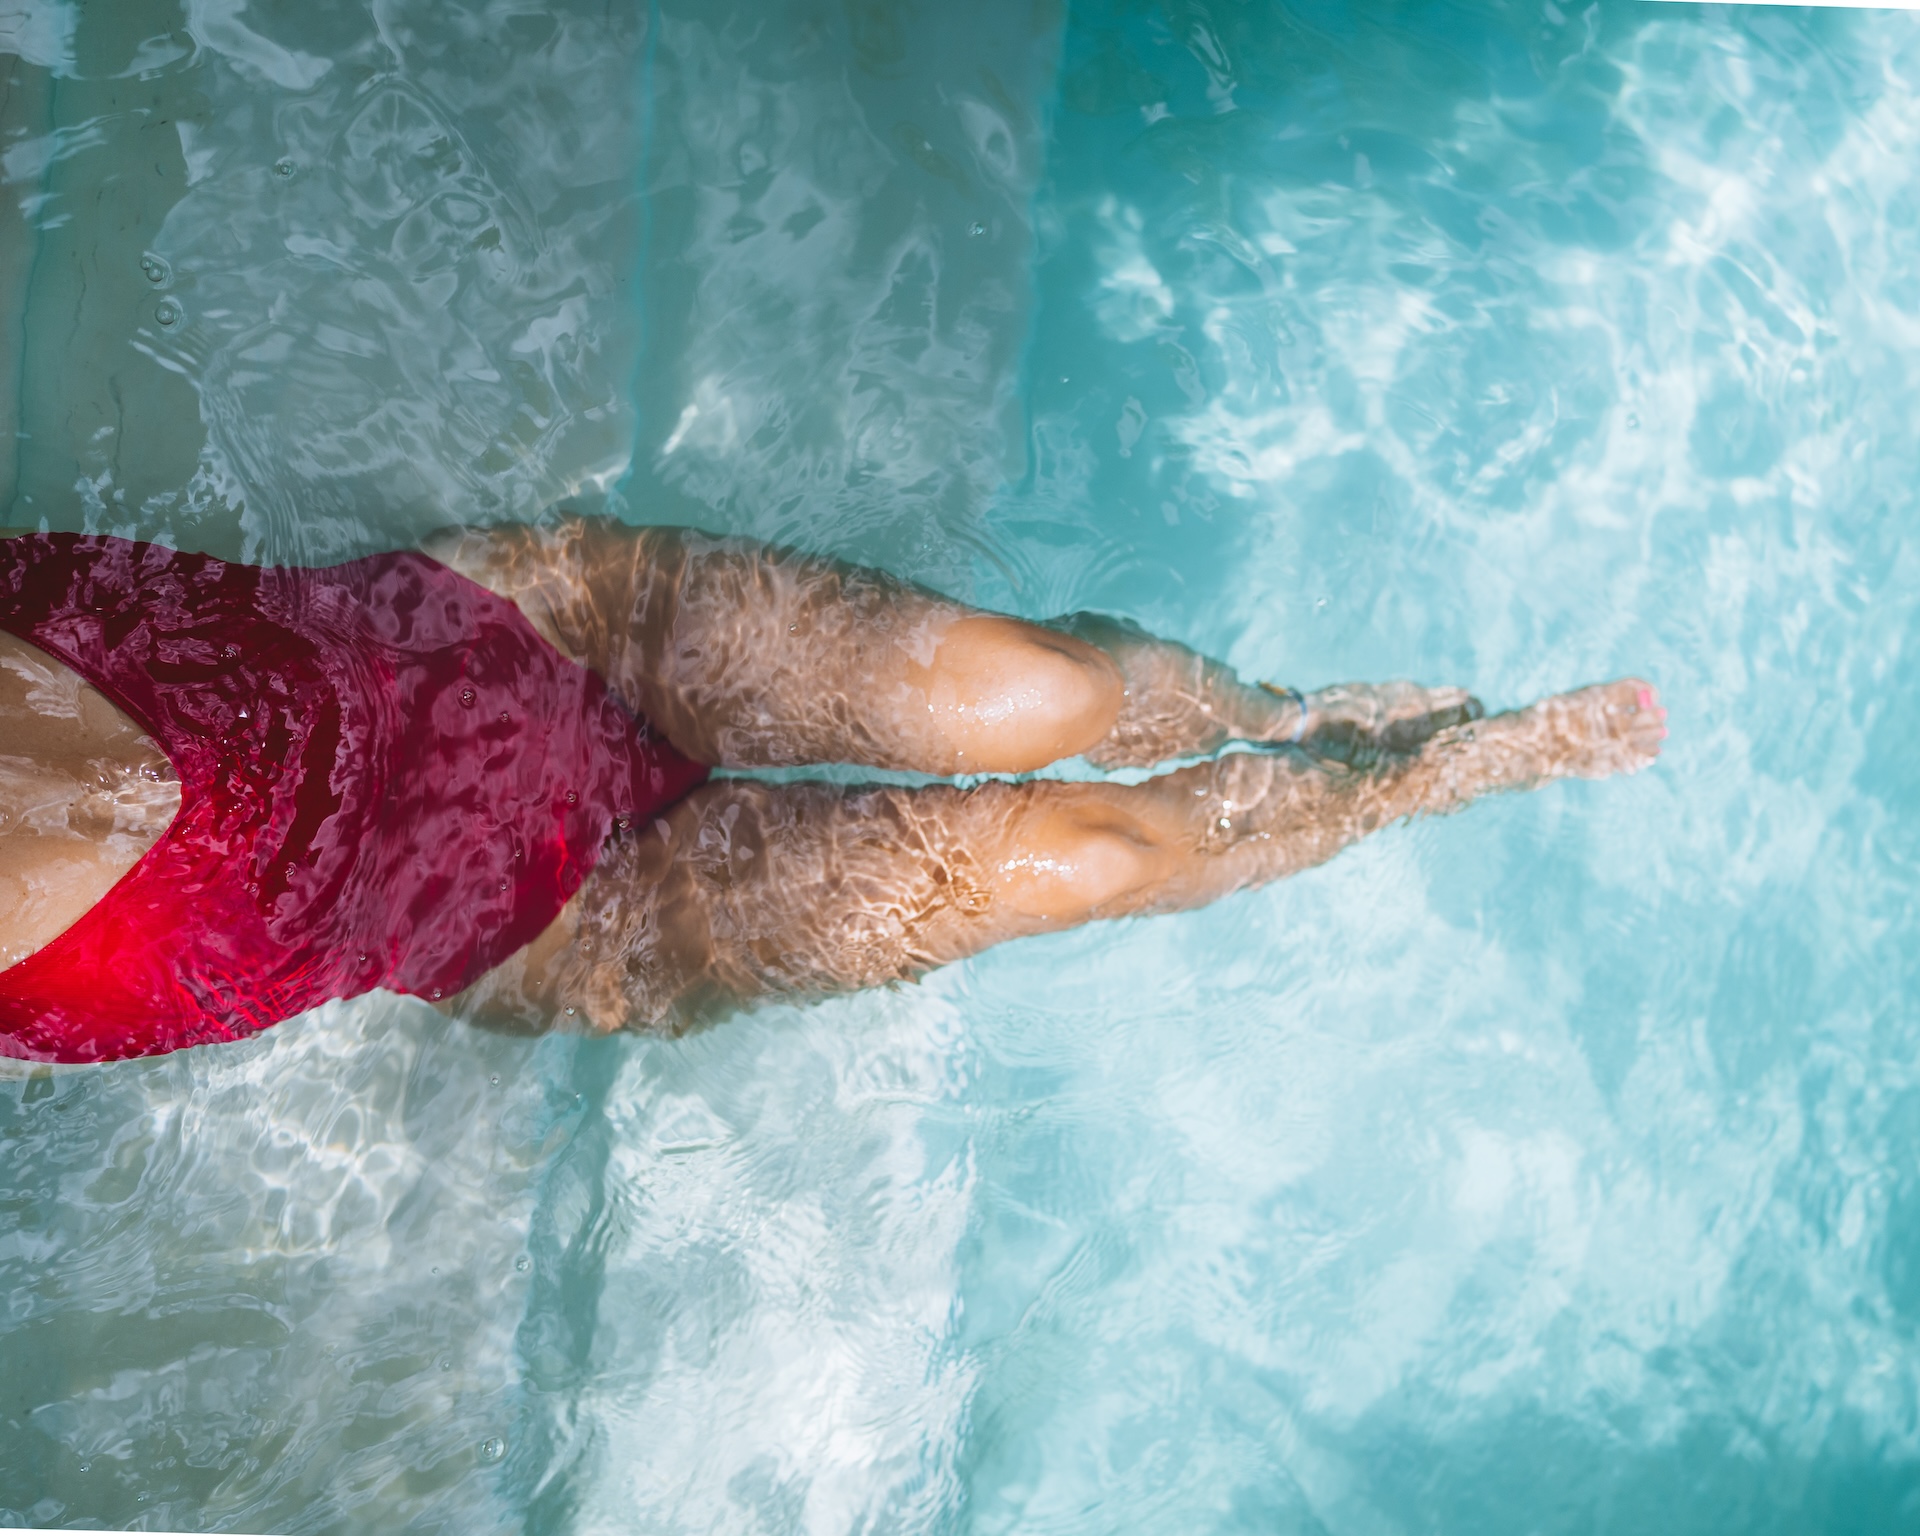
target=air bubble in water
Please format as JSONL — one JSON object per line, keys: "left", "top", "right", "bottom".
{"left": 154, "top": 299, "right": 182, "bottom": 328}
{"left": 515, "top": 1255, "right": 530, "bottom": 1272}
{"left": 139, "top": 252, "right": 171, "bottom": 285}
{"left": 459, "top": 687, "right": 476, "bottom": 707}
{"left": 479, "top": 1437, "right": 506, "bottom": 1464}
{"left": 274, "top": 157, "right": 297, "bottom": 179}
{"left": 490, "top": 1074, "right": 500, "bottom": 1086}
{"left": 968, "top": 221, "right": 986, "bottom": 237}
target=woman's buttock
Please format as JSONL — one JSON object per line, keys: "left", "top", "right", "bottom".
{"left": 0, "top": 630, "right": 180, "bottom": 968}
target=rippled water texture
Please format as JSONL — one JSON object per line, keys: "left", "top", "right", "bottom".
{"left": 4, "top": 1, "right": 1920, "bottom": 1532}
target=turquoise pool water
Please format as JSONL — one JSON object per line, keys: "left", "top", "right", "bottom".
{"left": 3, "top": 1, "right": 1919, "bottom": 1531}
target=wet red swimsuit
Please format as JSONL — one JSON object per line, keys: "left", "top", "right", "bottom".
{"left": 0, "top": 534, "right": 709, "bottom": 1064}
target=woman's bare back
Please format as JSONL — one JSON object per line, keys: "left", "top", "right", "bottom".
{"left": 0, "top": 630, "right": 180, "bottom": 968}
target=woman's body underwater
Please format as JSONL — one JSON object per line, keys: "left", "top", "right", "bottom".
{"left": 0, "top": 516, "right": 1665, "bottom": 1061}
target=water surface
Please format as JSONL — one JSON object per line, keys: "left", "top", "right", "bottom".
{"left": 4, "top": 2, "right": 1920, "bottom": 1532}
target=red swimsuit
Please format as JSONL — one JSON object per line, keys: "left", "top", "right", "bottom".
{"left": 0, "top": 534, "right": 708, "bottom": 1064}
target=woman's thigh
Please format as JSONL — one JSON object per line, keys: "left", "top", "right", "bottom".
{"left": 470, "top": 771, "right": 1191, "bottom": 1035}
{"left": 429, "top": 518, "right": 1124, "bottom": 774}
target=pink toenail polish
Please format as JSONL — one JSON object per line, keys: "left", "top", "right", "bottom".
{"left": 1637, "top": 688, "right": 1653, "bottom": 709}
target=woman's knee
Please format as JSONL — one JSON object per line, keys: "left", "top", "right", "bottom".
{"left": 988, "top": 798, "right": 1164, "bottom": 921}
{"left": 920, "top": 616, "right": 1123, "bottom": 773}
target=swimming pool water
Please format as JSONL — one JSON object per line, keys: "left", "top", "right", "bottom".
{"left": 4, "top": 1, "right": 1920, "bottom": 1532}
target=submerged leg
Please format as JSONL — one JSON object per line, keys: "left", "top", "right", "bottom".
{"left": 467, "top": 680, "right": 1663, "bottom": 1034}
{"left": 429, "top": 518, "right": 1480, "bottom": 774}
{"left": 1057, "top": 614, "right": 1483, "bottom": 770}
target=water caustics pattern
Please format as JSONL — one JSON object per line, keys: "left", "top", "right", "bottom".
{"left": 5, "top": 0, "right": 649, "bottom": 560}
{"left": 953, "top": 5, "right": 1920, "bottom": 1532}
{"left": 3, "top": 1, "right": 1920, "bottom": 1533}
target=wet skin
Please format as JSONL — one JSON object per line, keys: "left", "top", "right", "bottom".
{"left": 0, "top": 629, "right": 180, "bottom": 968}
{"left": 0, "top": 520, "right": 1665, "bottom": 1035}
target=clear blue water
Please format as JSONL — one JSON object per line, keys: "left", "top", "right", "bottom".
{"left": 4, "top": 1, "right": 1920, "bottom": 1531}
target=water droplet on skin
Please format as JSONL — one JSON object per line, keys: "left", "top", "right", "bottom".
{"left": 139, "top": 252, "right": 171, "bottom": 285}
{"left": 479, "top": 1437, "right": 506, "bottom": 1464}
{"left": 968, "top": 220, "right": 986, "bottom": 237}
{"left": 154, "top": 299, "right": 182, "bottom": 328}
{"left": 459, "top": 687, "right": 476, "bottom": 707}
{"left": 515, "top": 1255, "right": 530, "bottom": 1272}
{"left": 274, "top": 157, "right": 296, "bottom": 179}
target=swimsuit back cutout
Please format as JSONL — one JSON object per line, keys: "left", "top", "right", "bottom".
{"left": 0, "top": 533, "right": 709, "bottom": 1064}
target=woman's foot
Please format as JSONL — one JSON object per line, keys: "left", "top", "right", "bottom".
{"left": 1425, "top": 677, "right": 1664, "bottom": 790}
{"left": 1263, "top": 679, "right": 1485, "bottom": 765}
{"left": 1522, "top": 678, "right": 1666, "bottom": 779}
